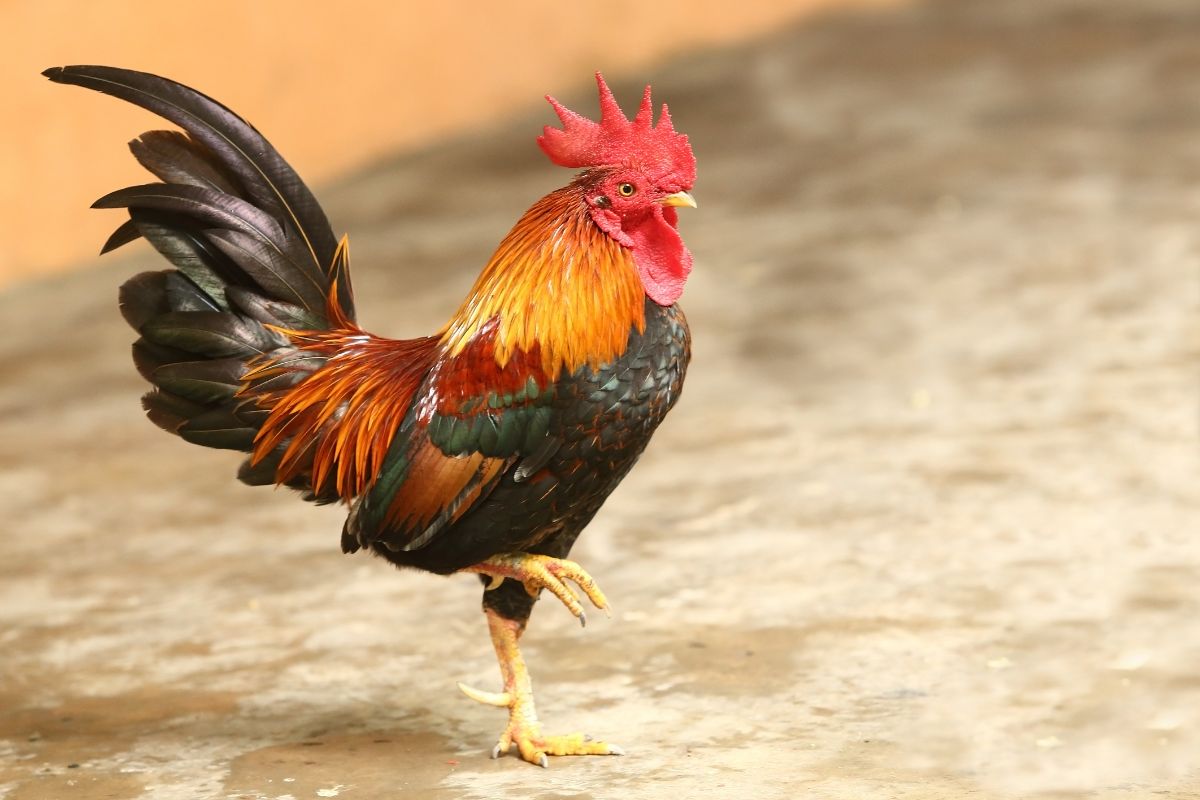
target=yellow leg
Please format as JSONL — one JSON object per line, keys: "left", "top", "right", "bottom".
{"left": 464, "top": 553, "right": 611, "bottom": 626}
{"left": 458, "top": 608, "right": 623, "bottom": 766}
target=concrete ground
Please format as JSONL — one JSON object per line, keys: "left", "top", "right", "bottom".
{"left": 2, "top": 0, "right": 1198, "bottom": 797}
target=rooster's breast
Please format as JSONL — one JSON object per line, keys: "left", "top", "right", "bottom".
{"left": 396, "top": 298, "right": 690, "bottom": 574}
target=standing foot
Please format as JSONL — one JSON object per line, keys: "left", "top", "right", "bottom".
{"left": 458, "top": 609, "right": 623, "bottom": 767}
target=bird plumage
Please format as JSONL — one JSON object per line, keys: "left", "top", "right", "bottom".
{"left": 46, "top": 65, "right": 696, "bottom": 765}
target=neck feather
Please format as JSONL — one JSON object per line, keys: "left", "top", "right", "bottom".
{"left": 441, "top": 184, "right": 646, "bottom": 377}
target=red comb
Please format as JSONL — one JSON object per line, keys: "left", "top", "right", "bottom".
{"left": 537, "top": 73, "right": 695, "bottom": 188}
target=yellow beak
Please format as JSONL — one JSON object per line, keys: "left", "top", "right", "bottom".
{"left": 660, "top": 190, "right": 697, "bottom": 209}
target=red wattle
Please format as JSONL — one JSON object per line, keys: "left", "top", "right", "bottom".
{"left": 625, "top": 206, "right": 691, "bottom": 306}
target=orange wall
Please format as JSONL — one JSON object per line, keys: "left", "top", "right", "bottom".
{"left": 4, "top": 0, "right": 896, "bottom": 288}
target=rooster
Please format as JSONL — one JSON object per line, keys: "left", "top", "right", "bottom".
{"left": 45, "top": 65, "right": 696, "bottom": 766}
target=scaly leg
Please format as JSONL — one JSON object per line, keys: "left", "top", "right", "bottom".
{"left": 458, "top": 608, "right": 623, "bottom": 766}
{"left": 464, "top": 553, "right": 611, "bottom": 625}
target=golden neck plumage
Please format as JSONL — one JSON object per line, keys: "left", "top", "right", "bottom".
{"left": 440, "top": 184, "right": 646, "bottom": 377}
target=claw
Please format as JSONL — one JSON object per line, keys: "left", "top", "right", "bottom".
{"left": 491, "top": 743, "right": 506, "bottom": 759}
{"left": 458, "top": 681, "right": 512, "bottom": 707}
{"left": 538, "top": 753, "right": 549, "bottom": 769}
{"left": 464, "top": 554, "right": 610, "bottom": 624}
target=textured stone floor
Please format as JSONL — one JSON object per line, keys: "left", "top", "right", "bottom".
{"left": 2, "top": 1, "right": 1199, "bottom": 797}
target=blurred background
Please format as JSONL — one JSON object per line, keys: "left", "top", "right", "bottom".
{"left": 3, "top": 1, "right": 1199, "bottom": 799}
{"left": 3, "top": 0, "right": 891, "bottom": 287}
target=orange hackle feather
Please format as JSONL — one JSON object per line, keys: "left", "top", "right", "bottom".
{"left": 246, "top": 177, "right": 646, "bottom": 506}
{"left": 440, "top": 181, "right": 645, "bottom": 379}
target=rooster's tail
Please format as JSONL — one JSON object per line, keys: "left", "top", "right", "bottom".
{"left": 45, "top": 65, "right": 354, "bottom": 498}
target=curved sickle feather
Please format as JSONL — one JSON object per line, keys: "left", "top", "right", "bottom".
{"left": 43, "top": 65, "right": 348, "bottom": 316}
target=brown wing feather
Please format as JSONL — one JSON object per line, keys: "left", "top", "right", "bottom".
{"left": 382, "top": 445, "right": 511, "bottom": 539}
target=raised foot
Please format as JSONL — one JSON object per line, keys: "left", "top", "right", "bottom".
{"left": 466, "top": 553, "right": 610, "bottom": 625}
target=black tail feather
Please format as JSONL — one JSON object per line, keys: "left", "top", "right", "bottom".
{"left": 158, "top": 271, "right": 222, "bottom": 315}
{"left": 140, "top": 311, "right": 286, "bottom": 359}
{"left": 150, "top": 358, "right": 245, "bottom": 405}
{"left": 225, "top": 286, "right": 326, "bottom": 330}
{"left": 131, "top": 339, "right": 194, "bottom": 382}
{"left": 142, "top": 390, "right": 207, "bottom": 434}
{"left": 129, "top": 130, "right": 239, "bottom": 195}
{"left": 119, "top": 271, "right": 172, "bottom": 329}
{"left": 179, "top": 406, "right": 259, "bottom": 451}
{"left": 102, "top": 219, "right": 144, "bottom": 255}
{"left": 130, "top": 212, "right": 243, "bottom": 308}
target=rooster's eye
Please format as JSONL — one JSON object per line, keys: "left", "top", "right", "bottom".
{"left": 617, "top": 182, "right": 636, "bottom": 197}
